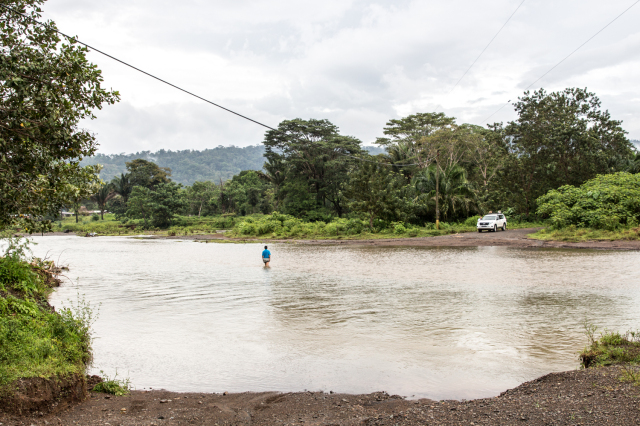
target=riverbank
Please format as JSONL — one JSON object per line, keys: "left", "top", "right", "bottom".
{"left": 0, "top": 251, "right": 92, "bottom": 416}
{"left": 1, "top": 365, "right": 638, "bottom": 425}
{"left": 154, "top": 227, "right": 640, "bottom": 250}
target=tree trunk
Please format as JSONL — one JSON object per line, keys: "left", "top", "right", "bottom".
{"left": 100, "top": 209, "right": 104, "bottom": 220}
{"left": 435, "top": 164, "right": 440, "bottom": 229}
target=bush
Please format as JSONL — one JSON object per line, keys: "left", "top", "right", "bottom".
{"left": 92, "top": 370, "right": 131, "bottom": 396}
{"left": 393, "top": 222, "right": 406, "bottom": 234}
{"left": 537, "top": 172, "right": 640, "bottom": 229}
{"left": 91, "top": 214, "right": 99, "bottom": 221}
{"left": 464, "top": 216, "right": 480, "bottom": 227}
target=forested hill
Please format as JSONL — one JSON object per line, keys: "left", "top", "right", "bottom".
{"left": 82, "top": 145, "right": 386, "bottom": 186}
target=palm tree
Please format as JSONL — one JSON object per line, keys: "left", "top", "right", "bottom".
{"left": 91, "top": 184, "right": 115, "bottom": 220}
{"left": 412, "top": 164, "right": 475, "bottom": 221}
{"left": 112, "top": 173, "right": 133, "bottom": 204}
{"left": 257, "top": 158, "right": 287, "bottom": 210}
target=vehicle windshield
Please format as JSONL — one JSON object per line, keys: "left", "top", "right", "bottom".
{"left": 482, "top": 215, "right": 498, "bottom": 220}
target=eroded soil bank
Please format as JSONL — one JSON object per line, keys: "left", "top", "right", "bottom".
{"left": 177, "top": 228, "right": 640, "bottom": 250}
{"left": 1, "top": 366, "right": 639, "bottom": 425}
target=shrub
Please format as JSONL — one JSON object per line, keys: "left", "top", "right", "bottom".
{"left": 92, "top": 370, "right": 131, "bottom": 396}
{"left": 537, "top": 172, "right": 640, "bottom": 229}
{"left": 464, "top": 216, "right": 480, "bottom": 227}
{"left": 393, "top": 222, "right": 406, "bottom": 234}
{"left": 91, "top": 214, "right": 99, "bottom": 221}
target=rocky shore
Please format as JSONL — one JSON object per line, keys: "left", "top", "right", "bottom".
{"left": 1, "top": 366, "right": 638, "bottom": 425}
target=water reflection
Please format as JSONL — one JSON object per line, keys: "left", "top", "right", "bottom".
{"left": 28, "top": 236, "right": 640, "bottom": 400}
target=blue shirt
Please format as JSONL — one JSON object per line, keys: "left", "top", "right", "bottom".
{"left": 262, "top": 249, "right": 271, "bottom": 259}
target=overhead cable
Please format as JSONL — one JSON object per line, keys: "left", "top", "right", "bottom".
{"left": 0, "top": 4, "right": 427, "bottom": 167}
{"left": 480, "top": 0, "right": 640, "bottom": 124}
{"left": 447, "top": 0, "right": 526, "bottom": 95}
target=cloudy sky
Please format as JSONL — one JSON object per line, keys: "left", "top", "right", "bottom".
{"left": 41, "top": 0, "right": 640, "bottom": 154}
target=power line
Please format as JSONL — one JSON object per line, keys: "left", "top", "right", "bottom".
{"left": 480, "top": 0, "right": 640, "bottom": 124}
{"left": 0, "top": 4, "right": 426, "bottom": 168}
{"left": 447, "top": 0, "right": 526, "bottom": 95}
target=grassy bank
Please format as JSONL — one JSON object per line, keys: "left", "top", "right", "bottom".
{"left": 529, "top": 226, "right": 640, "bottom": 242}
{"left": 580, "top": 326, "right": 640, "bottom": 385}
{"left": 52, "top": 213, "right": 544, "bottom": 240}
{"left": 0, "top": 238, "right": 93, "bottom": 393}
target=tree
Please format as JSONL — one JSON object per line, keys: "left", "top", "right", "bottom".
{"left": 90, "top": 184, "right": 115, "bottom": 220}
{"left": 126, "top": 187, "right": 153, "bottom": 228}
{"left": 263, "top": 119, "right": 364, "bottom": 217}
{"left": 111, "top": 173, "right": 133, "bottom": 204}
{"left": 0, "top": 0, "right": 119, "bottom": 232}
{"left": 463, "top": 124, "right": 505, "bottom": 213}
{"left": 376, "top": 112, "right": 457, "bottom": 171}
{"left": 257, "top": 157, "right": 287, "bottom": 210}
{"left": 499, "top": 88, "right": 633, "bottom": 215}
{"left": 126, "top": 158, "right": 171, "bottom": 189}
{"left": 412, "top": 165, "right": 475, "bottom": 221}
{"left": 147, "top": 182, "right": 185, "bottom": 227}
{"left": 344, "top": 162, "right": 405, "bottom": 228}
{"left": 185, "top": 181, "right": 216, "bottom": 217}
{"left": 127, "top": 183, "right": 186, "bottom": 228}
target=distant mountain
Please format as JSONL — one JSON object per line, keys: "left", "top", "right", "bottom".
{"left": 82, "top": 146, "right": 266, "bottom": 186}
{"left": 82, "top": 145, "right": 387, "bottom": 186}
{"left": 632, "top": 139, "right": 640, "bottom": 150}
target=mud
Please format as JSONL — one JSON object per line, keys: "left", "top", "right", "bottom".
{"left": 1, "top": 366, "right": 639, "bottom": 425}
{"left": 181, "top": 228, "right": 640, "bottom": 250}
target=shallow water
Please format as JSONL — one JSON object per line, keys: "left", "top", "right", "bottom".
{"left": 28, "top": 236, "right": 640, "bottom": 400}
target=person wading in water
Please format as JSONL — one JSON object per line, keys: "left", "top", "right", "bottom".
{"left": 262, "top": 245, "right": 271, "bottom": 267}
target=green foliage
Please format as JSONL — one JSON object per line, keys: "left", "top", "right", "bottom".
{"left": 126, "top": 182, "right": 186, "bottom": 228}
{"left": 92, "top": 370, "right": 131, "bottom": 396}
{"left": 82, "top": 146, "right": 267, "bottom": 186}
{"left": 0, "top": 0, "right": 119, "bottom": 233}
{"left": 344, "top": 162, "right": 406, "bottom": 228}
{"left": 497, "top": 88, "right": 632, "bottom": 215}
{"left": 226, "top": 212, "right": 469, "bottom": 239}
{"left": 69, "top": 89, "right": 638, "bottom": 234}
{"left": 536, "top": 172, "right": 640, "bottom": 229}
{"left": 126, "top": 158, "right": 171, "bottom": 189}
{"left": 579, "top": 326, "right": 640, "bottom": 369}
{"left": 263, "top": 118, "right": 365, "bottom": 218}
{"left": 464, "top": 216, "right": 481, "bottom": 226}
{"left": 0, "top": 241, "right": 95, "bottom": 389}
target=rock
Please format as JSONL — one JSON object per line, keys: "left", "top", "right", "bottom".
{"left": 223, "top": 391, "right": 228, "bottom": 396}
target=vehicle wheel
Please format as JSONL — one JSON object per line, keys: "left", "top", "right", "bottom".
{"left": 502, "top": 223, "right": 507, "bottom": 231}
{"left": 493, "top": 225, "right": 497, "bottom": 232}
{"left": 478, "top": 229, "right": 482, "bottom": 233}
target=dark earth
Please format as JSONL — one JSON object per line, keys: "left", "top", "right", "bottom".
{"left": 1, "top": 366, "right": 639, "bottom": 425}
{"left": 182, "top": 228, "right": 640, "bottom": 251}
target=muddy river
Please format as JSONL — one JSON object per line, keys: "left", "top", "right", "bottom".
{"left": 29, "top": 235, "right": 640, "bottom": 400}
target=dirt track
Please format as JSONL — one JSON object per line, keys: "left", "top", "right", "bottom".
{"left": 187, "top": 228, "right": 640, "bottom": 251}
{"left": 1, "top": 367, "right": 639, "bottom": 425}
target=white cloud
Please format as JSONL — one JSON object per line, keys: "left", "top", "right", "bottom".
{"left": 42, "top": 0, "right": 640, "bottom": 153}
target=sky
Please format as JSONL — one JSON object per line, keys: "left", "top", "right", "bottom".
{"left": 41, "top": 0, "right": 640, "bottom": 154}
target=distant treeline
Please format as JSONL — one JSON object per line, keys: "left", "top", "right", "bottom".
{"left": 82, "top": 145, "right": 386, "bottom": 186}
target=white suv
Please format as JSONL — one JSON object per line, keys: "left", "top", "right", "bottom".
{"left": 477, "top": 213, "right": 507, "bottom": 232}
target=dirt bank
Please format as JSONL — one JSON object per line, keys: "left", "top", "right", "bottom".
{"left": 176, "top": 228, "right": 640, "bottom": 250}
{"left": 1, "top": 366, "right": 638, "bottom": 425}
